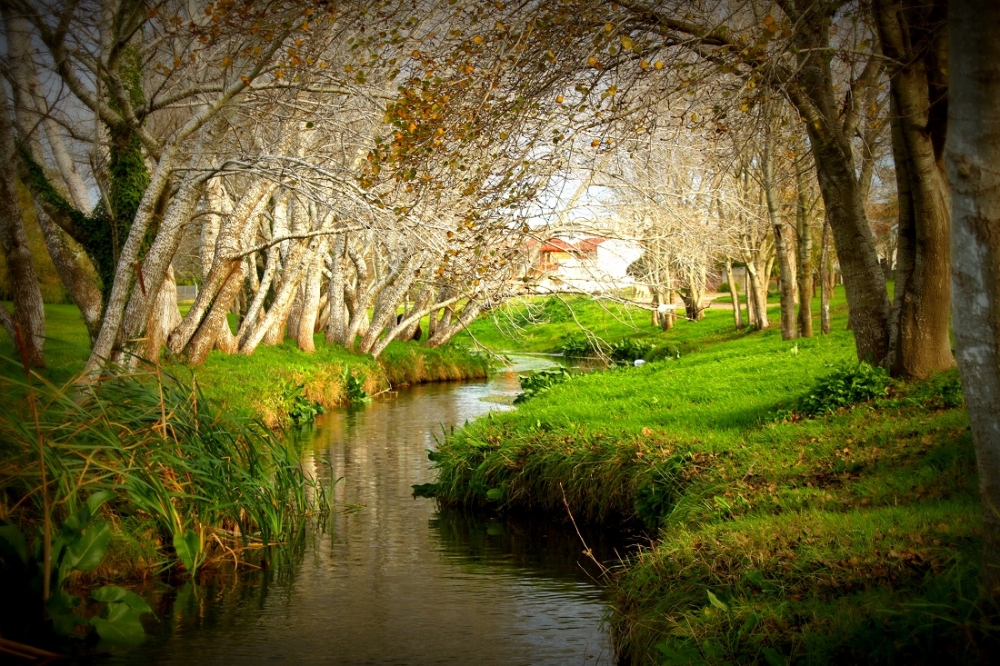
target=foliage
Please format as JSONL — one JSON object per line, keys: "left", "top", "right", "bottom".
{"left": 0, "top": 492, "right": 155, "bottom": 645}
{"left": 513, "top": 367, "right": 572, "bottom": 404}
{"left": 342, "top": 369, "right": 371, "bottom": 404}
{"left": 795, "top": 361, "right": 891, "bottom": 417}
{"left": 285, "top": 382, "right": 326, "bottom": 423}
{"left": 424, "top": 291, "right": 989, "bottom": 662}
{"left": 0, "top": 365, "right": 329, "bottom": 584}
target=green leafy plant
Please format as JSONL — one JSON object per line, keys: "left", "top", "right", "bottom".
{"left": 0, "top": 492, "right": 155, "bottom": 644}
{"left": 796, "top": 361, "right": 891, "bottom": 417}
{"left": 514, "top": 367, "right": 572, "bottom": 404}
{"left": 342, "top": 369, "right": 371, "bottom": 403}
{"left": 609, "top": 338, "right": 654, "bottom": 364}
{"left": 285, "top": 382, "right": 325, "bottom": 423}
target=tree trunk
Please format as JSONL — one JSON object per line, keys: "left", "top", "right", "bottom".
{"left": 325, "top": 234, "right": 348, "bottom": 345}
{"left": 795, "top": 163, "right": 814, "bottom": 338}
{"left": 295, "top": 239, "right": 328, "bottom": 353}
{"left": 763, "top": 142, "right": 798, "bottom": 340}
{"left": 875, "top": 0, "right": 955, "bottom": 379}
{"left": 946, "top": 0, "right": 1000, "bottom": 596}
{"left": 819, "top": 218, "right": 834, "bottom": 335}
{"left": 144, "top": 265, "right": 181, "bottom": 361}
{"left": 4, "top": 9, "right": 102, "bottom": 343}
{"left": 0, "top": 93, "right": 45, "bottom": 366}
{"left": 786, "top": 0, "right": 891, "bottom": 363}
{"left": 725, "top": 259, "right": 744, "bottom": 329}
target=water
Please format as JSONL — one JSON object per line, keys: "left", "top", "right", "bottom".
{"left": 107, "top": 358, "right": 623, "bottom": 665}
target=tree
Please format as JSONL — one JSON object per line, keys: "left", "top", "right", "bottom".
{"left": 874, "top": 0, "right": 954, "bottom": 379}
{"left": 946, "top": 0, "right": 1000, "bottom": 596}
{"left": 0, "top": 89, "right": 45, "bottom": 366}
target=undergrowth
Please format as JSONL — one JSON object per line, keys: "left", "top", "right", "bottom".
{"left": 425, "top": 292, "right": 994, "bottom": 663}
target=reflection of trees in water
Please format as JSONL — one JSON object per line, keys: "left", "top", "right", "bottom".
{"left": 430, "top": 506, "right": 634, "bottom": 583}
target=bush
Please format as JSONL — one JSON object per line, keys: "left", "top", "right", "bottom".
{"left": 797, "top": 362, "right": 891, "bottom": 417}
{"left": 513, "top": 367, "right": 572, "bottom": 404}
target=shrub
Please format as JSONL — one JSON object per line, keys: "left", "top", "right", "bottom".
{"left": 513, "top": 367, "right": 572, "bottom": 404}
{"left": 797, "top": 362, "right": 891, "bottom": 417}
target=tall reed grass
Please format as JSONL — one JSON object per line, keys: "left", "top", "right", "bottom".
{"left": 0, "top": 361, "right": 329, "bottom": 579}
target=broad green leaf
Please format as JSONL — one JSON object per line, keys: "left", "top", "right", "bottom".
{"left": 173, "top": 529, "right": 202, "bottom": 575}
{"left": 707, "top": 590, "right": 729, "bottom": 612}
{"left": 47, "top": 592, "right": 84, "bottom": 636}
{"left": 63, "top": 521, "right": 111, "bottom": 573}
{"left": 87, "top": 491, "right": 115, "bottom": 516}
{"left": 485, "top": 488, "right": 503, "bottom": 501}
{"left": 92, "top": 586, "right": 155, "bottom": 617}
{"left": 0, "top": 524, "right": 28, "bottom": 565}
{"left": 91, "top": 612, "right": 146, "bottom": 646}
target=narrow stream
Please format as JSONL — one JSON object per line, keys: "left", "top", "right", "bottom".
{"left": 108, "top": 358, "right": 625, "bottom": 665}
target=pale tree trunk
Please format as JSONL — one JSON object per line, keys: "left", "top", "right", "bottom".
{"left": 819, "top": 218, "right": 834, "bottom": 335}
{"left": 115, "top": 178, "right": 203, "bottom": 365}
{"left": 325, "top": 234, "right": 348, "bottom": 344}
{"left": 946, "top": 0, "right": 1000, "bottom": 596}
{"left": 425, "top": 299, "right": 486, "bottom": 348}
{"left": 239, "top": 247, "right": 280, "bottom": 345}
{"left": 371, "top": 294, "right": 462, "bottom": 358}
{"left": 875, "top": 0, "right": 955, "bottom": 379}
{"left": 0, "top": 92, "right": 45, "bottom": 366}
{"left": 295, "top": 238, "right": 329, "bottom": 353}
{"left": 745, "top": 254, "right": 772, "bottom": 330}
{"left": 358, "top": 253, "right": 422, "bottom": 354}
{"left": 402, "top": 284, "right": 433, "bottom": 341}
{"left": 725, "top": 259, "right": 744, "bottom": 329}
{"left": 680, "top": 266, "right": 706, "bottom": 321}
{"left": 343, "top": 245, "right": 378, "bottom": 347}
{"left": 144, "top": 265, "right": 182, "bottom": 361}
{"left": 763, "top": 142, "right": 798, "bottom": 340}
{"left": 795, "top": 163, "right": 814, "bottom": 338}
{"left": 169, "top": 180, "right": 275, "bottom": 356}
{"left": 239, "top": 240, "right": 314, "bottom": 355}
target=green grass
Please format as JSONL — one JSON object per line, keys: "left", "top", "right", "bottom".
{"left": 456, "top": 294, "right": 764, "bottom": 356}
{"left": 1, "top": 304, "right": 490, "bottom": 428}
{"left": 423, "top": 288, "right": 993, "bottom": 663}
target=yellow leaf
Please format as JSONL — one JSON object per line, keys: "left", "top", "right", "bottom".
{"left": 591, "top": 139, "right": 601, "bottom": 147}
{"left": 556, "top": 95, "right": 564, "bottom": 103}
{"left": 588, "top": 56, "right": 599, "bottom": 68}
{"left": 654, "top": 60, "right": 664, "bottom": 70}
{"left": 473, "top": 35, "right": 484, "bottom": 45}
{"left": 621, "top": 35, "right": 634, "bottom": 51}
{"left": 640, "top": 59, "right": 649, "bottom": 69}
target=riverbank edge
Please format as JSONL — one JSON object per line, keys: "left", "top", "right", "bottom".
{"left": 188, "top": 338, "right": 492, "bottom": 429}
{"left": 423, "top": 320, "right": 989, "bottom": 663}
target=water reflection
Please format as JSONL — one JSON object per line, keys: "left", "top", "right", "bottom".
{"left": 100, "top": 360, "right": 618, "bottom": 665}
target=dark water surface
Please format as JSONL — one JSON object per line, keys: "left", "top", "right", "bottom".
{"left": 106, "top": 358, "right": 624, "bottom": 665}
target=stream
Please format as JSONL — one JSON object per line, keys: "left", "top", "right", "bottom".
{"left": 105, "top": 357, "right": 626, "bottom": 665}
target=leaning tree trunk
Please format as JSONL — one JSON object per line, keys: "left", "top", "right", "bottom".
{"left": 795, "top": 164, "right": 814, "bottom": 338}
{"left": 946, "top": 0, "right": 1000, "bottom": 597}
{"left": 763, "top": 143, "right": 798, "bottom": 340}
{"left": 0, "top": 93, "right": 45, "bottom": 366}
{"left": 875, "top": 0, "right": 954, "bottom": 379}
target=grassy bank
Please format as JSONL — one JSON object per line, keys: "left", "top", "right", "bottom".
{"left": 0, "top": 304, "right": 491, "bottom": 427}
{"left": 424, "top": 293, "right": 992, "bottom": 663}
